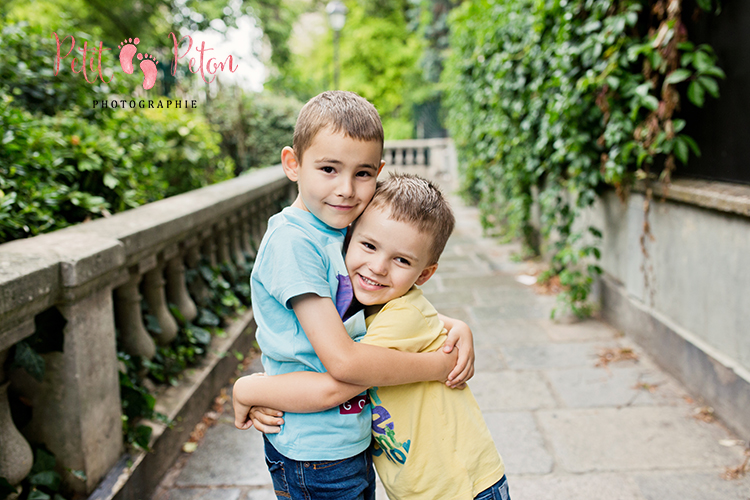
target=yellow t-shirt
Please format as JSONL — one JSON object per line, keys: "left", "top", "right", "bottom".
{"left": 361, "top": 287, "right": 505, "bottom": 500}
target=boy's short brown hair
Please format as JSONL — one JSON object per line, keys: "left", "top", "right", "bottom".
{"left": 368, "top": 173, "right": 455, "bottom": 265}
{"left": 293, "top": 91, "right": 384, "bottom": 162}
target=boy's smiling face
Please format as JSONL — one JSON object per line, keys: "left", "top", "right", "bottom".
{"left": 346, "top": 205, "right": 438, "bottom": 307}
{"left": 282, "top": 126, "right": 384, "bottom": 229}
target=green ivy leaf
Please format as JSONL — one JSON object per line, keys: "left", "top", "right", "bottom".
{"left": 32, "top": 448, "right": 56, "bottom": 474}
{"left": 28, "top": 490, "right": 51, "bottom": 500}
{"left": 186, "top": 324, "right": 211, "bottom": 345}
{"left": 15, "top": 341, "right": 45, "bottom": 381}
{"left": 0, "top": 477, "right": 17, "bottom": 500}
{"left": 197, "top": 308, "right": 220, "bottom": 327}
{"left": 665, "top": 69, "right": 691, "bottom": 85}
{"left": 693, "top": 51, "right": 713, "bottom": 73}
{"left": 674, "top": 138, "right": 689, "bottom": 164}
{"left": 698, "top": 76, "right": 720, "bottom": 98}
{"left": 30, "top": 471, "right": 61, "bottom": 491}
{"left": 687, "top": 80, "right": 705, "bottom": 107}
{"left": 134, "top": 425, "right": 153, "bottom": 449}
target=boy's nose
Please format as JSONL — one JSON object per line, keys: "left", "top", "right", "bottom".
{"left": 368, "top": 257, "right": 388, "bottom": 276}
{"left": 336, "top": 177, "right": 355, "bottom": 198}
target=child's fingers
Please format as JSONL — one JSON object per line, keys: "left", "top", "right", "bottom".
{"left": 249, "top": 406, "right": 284, "bottom": 434}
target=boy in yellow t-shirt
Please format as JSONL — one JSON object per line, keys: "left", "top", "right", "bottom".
{"left": 234, "top": 173, "right": 509, "bottom": 500}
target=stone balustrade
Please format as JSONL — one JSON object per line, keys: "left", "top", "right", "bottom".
{"left": 382, "top": 138, "right": 457, "bottom": 187}
{"left": 0, "top": 166, "right": 294, "bottom": 495}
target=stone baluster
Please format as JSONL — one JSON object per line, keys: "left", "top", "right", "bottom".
{"left": 416, "top": 147, "right": 426, "bottom": 166}
{"left": 165, "top": 256, "right": 198, "bottom": 324}
{"left": 185, "top": 244, "right": 211, "bottom": 307}
{"left": 142, "top": 265, "right": 179, "bottom": 345}
{"left": 239, "top": 209, "right": 257, "bottom": 260}
{"left": 230, "top": 220, "right": 247, "bottom": 267}
{"left": 0, "top": 348, "right": 34, "bottom": 490}
{"left": 201, "top": 234, "right": 218, "bottom": 268}
{"left": 217, "top": 225, "right": 233, "bottom": 266}
{"left": 115, "top": 274, "right": 156, "bottom": 359}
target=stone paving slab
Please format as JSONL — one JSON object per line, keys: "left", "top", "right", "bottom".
{"left": 484, "top": 411, "right": 554, "bottom": 475}
{"left": 473, "top": 319, "right": 551, "bottom": 345}
{"left": 502, "top": 341, "right": 623, "bottom": 371}
{"left": 471, "top": 371, "right": 558, "bottom": 411}
{"left": 175, "top": 425, "right": 270, "bottom": 487}
{"left": 634, "top": 471, "right": 750, "bottom": 500}
{"left": 510, "top": 473, "right": 647, "bottom": 500}
{"left": 539, "top": 318, "right": 620, "bottom": 343}
{"left": 162, "top": 488, "right": 243, "bottom": 500}
{"left": 545, "top": 366, "right": 686, "bottom": 409}
{"left": 536, "top": 407, "right": 746, "bottom": 473}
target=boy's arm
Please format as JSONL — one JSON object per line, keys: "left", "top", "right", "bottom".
{"left": 439, "top": 314, "right": 475, "bottom": 386}
{"left": 292, "top": 293, "right": 457, "bottom": 386}
{"left": 233, "top": 372, "right": 365, "bottom": 429}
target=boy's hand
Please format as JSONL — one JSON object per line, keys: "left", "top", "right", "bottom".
{"left": 233, "top": 400, "right": 255, "bottom": 430}
{"left": 249, "top": 406, "right": 284, "bottom": 434}
{"left": 435, "top": 346, "right": 459, "bottom": 384}
{"left": 441, "top": 317, "right": 475, "bottom": 388}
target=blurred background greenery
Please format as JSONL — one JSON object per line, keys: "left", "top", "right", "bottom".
{"left": 0, "top": 0, "right": 452, "bottom": 243}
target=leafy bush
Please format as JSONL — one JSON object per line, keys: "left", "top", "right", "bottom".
{"left": 206, "top": 90, "right": 302, "bottom": 174}
{"left": 443, "top": 0, "right": 723, "bottom": 316}
{"left": 0, "top": 93, "right": 234, "bottom": 243}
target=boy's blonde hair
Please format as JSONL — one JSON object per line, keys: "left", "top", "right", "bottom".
{"left": 368, "top": 173, "right": 455, "bottom": 265}
{"left": 293, "top": 91, "right": 384, "bottom": 162}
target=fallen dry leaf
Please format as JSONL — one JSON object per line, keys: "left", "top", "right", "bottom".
{"left": 692, "top": 406, "right": 716, "bottom": 423}
{"left": 723, "top": 448, "right": 750, "bottom": 480}
{"left": 596, "top": 347, "right": 639, "bottom": 368}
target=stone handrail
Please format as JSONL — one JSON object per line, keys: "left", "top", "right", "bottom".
{"left": 383, "top": 138, "right": 457, "bottom": 187}
{"left": 0, "top": 165, "right": 294, "bottom": 495}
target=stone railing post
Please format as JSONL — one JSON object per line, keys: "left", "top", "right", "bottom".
{"left": 115, "top": 273, "right": 157, "bottom": 359}
{"left": 0, "top": 165, "right": 292, "bottom": 495}
{"left": 165, "top": 254, "right": 198, "bottom": 324}
{"left": 0, "top": 347, "right": 34, "bottom": 489}
{"left": 185, "top": 243, "right": 211, "bottom": 307}
{"left": 142, "top": 264, "right": 179, "bottom": 345}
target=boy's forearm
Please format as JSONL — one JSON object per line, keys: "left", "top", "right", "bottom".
{"left": 233, "top": 372, "right": 366, "bottom": 413}
{"left": 292, "top": 294, "right": 455, "bottom": 386}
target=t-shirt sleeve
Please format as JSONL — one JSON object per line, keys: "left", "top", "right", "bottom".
{"left": 257, "top": 225, "right": 334, "bottom": 308}
{"left": 360, "top": 302, "right": 435, "bottom": 353}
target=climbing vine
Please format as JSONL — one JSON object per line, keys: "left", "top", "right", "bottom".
{"left": 443, "top": 0, "right": 723, "bottom": 316}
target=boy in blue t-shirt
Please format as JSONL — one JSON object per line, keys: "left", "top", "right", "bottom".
{"left": 237, "top": 91, "right": 474, "bottom": 500}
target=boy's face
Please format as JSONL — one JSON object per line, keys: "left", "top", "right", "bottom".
{"left": 345, "top": 205, "right": 438, "bottom": 306}
{"left": 282, "top": 126, "right": 384, "bottom": 229}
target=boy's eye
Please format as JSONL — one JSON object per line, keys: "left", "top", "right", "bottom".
{"left": 362, "top": 242, "right": 375, "bottom": 250}
{"left": 321, "top": 166, "right": 335, "bottom": 174}
{"left": 356, "top": 170, "right": 373, "bottom": 178}
{"left": 396, "top": 257, "right": 411, "bottom": 266}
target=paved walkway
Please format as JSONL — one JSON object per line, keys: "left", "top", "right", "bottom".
{"left": 152, "top": 198, "right": 750, "bottom": 500}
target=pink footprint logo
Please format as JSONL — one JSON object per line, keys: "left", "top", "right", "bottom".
{"left": 137, "top": 53, "right": 159, "bottom": 90}
{"left": 117, "top": 38, "right": 140, "bottom": 74}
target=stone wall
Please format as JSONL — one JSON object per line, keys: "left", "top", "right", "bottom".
{"left": 0, "top": 166, "right": 294, "bottom": 494}
{"left": 588, "top": 179, "right": 750, "bottom": 439}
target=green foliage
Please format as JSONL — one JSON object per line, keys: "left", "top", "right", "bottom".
{"left": 118, "top": 243, "right": 257, "bottom": 448}
{"left": 206, "top": 89, "right": 302, "bottom": 174}
{"left": 276, "top": 0, "right": 431, "bottom": 139}
{"left": 0, "top": 447, "right": 69, "bottom": 500}
{"left": 443, "top": 0, "right": 723, "bottom": 317}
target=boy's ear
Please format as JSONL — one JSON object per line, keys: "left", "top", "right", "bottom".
{"left": 415, "top": 263, "right": 438, "bottom": 286}
{"left": 377, "top": 160, "right": 385, "bottom": 176}
{"left": 281, "top": 146, "right": 300, "bottom": 181}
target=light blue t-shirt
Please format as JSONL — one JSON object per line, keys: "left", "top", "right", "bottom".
{"left": 251, "top": 206, "right": 371, "bottom": 461}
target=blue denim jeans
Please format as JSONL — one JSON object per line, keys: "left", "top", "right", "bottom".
{"left": 263, "top": 436, "right": 376, "bottom": 500}
{"left": 475, "top": 475, "right": 511, "bottom": 500}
